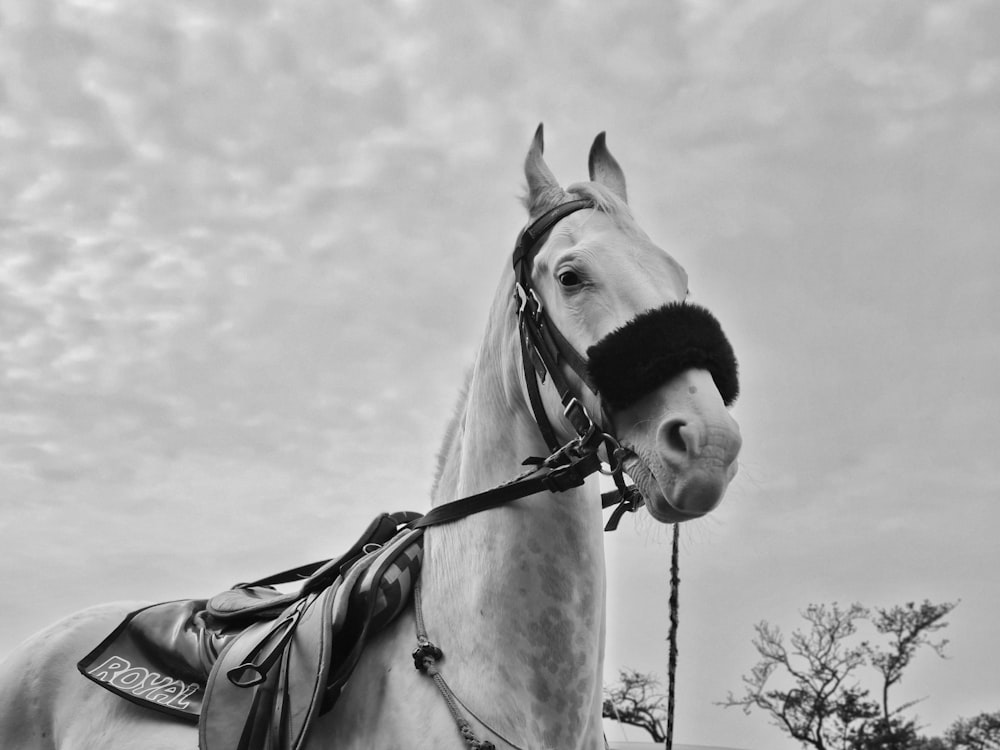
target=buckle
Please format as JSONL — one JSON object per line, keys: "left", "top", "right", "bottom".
{"left": 562, "top": 396, "right": 597, "bottom": 444}
{"left": 541, "top": 463, "right": 587, "bottom": 493}
{"left": 541, "top": 451, "right": 601, "bottom": 493}
{"left": 513, "top": 283, "right": 543, "bottom": 319}
{"left": 514, "top": 282, "right": 528, "bottom": 314}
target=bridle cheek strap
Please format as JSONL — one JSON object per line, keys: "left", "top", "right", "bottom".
{"left": 512, "top": 203, "right": 645, "bottom": 532}
{"left": 513, "top": 199, "right": 602, "bottom": 453}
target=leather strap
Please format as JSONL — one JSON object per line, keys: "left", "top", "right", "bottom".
{"left": 512, "top": 199, "right": 593, "bottom": 271}
{"left": 409, "top": 451, "right": 602, "bottom": 530}
{"left": 518, "top": 301, "right": 598, "bottom": 439}
{"left": 519, "top": 322, "right": 561, "bottom": 452}
{"left": 536, "top": 308, "right": 596, "bottom": 393}
{"left": 515, "top": 205, "right": 601, "bottom": 451}
{"left": 234, "top": 512, "right": 422, "bottom": 591}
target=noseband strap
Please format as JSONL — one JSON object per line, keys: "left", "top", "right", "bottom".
{"left": 587, "top": 302, "right": 739, "bottom": 410}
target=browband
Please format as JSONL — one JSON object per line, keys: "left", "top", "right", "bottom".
{"left": 586, "top": 302, "right": 739, "bottom": 410}
{"left": 512, "top": 199, "right": 594, "bottom": 271}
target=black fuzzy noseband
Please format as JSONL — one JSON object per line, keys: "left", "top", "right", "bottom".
{"left": 586, "top": 303, "right": 739, "bottom": 410}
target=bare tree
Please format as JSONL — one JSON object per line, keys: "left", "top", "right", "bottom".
{"left": 720, "top": 600, "right": 957, "bottom": 750}
{"left": 603, "top": 668, "right": 668, "bottom": 742}
{"left": 864, "top": 601, "right": 953, "bottom": 721}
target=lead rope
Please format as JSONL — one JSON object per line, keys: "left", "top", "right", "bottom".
{"left": 412, "top": 579, "right": 525, "bottom": 750}
{"left": 665, "top": 523, "right": 680, "bottom": 750}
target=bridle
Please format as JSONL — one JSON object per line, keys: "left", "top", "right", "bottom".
{"left": 511, "top": 199, "right": 644, "bottom": 528}
{"left": 413, "top": 195, "right": 742, "bottom": 532}
{"left": 410, "top": 198, "right": 642, "bottom": 534}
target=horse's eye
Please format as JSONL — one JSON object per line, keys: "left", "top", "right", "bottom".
{"left": 557, "top": 270, "right": 582, "bottom": 288}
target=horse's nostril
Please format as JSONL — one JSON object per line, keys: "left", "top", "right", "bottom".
{"left": 659, "top": 417, "right": 699, "bottom": 462}
{"left": 658, "top": 417, "right": 708, "bottom": 464}
{"left": 665, "top": 422, "right": 687, "bottom": 454}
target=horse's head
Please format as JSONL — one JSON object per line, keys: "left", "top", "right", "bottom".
{"left": 517, "top": 125, "right": 742, "bottom": 523}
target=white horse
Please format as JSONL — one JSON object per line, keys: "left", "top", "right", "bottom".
{"left": 0, "top": 127, "right": 742, "bottom": 750}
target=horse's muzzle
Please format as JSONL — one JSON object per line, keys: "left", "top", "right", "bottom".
{"left": 612, "top": 369, "right": 742, "bottom": 523}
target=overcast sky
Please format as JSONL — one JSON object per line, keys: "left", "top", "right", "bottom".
{"left": 1, "top": 2, "right": 998, "bottom": 748}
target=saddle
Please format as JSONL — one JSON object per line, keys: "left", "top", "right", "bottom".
{"left": 78, "top": 511, "right": 424, "bottom": 750}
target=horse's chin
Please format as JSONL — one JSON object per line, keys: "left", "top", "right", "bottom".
{"left": 623, "top": 455, "right": 732, "bottom": 524}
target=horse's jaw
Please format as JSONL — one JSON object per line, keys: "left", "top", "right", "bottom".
{"left": 613, "top": 368, "right": 742, "bottom": 524}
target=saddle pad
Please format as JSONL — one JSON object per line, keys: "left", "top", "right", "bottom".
{"left": 77, "top": 599, "right": 230, "bottom": 720}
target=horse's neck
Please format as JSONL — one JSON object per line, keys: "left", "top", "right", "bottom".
{"left": 420, "top": 290, "right": 608, "bottom": 749}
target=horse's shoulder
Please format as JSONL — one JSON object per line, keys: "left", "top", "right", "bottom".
{"left": 0, "top": 601, "right": 195, "bottom": 750}
{"left": 1, "top": 603, "right": 137, "bottom": 694}
{"left": 1, "top": 601, "right": 146, "bottom": 702}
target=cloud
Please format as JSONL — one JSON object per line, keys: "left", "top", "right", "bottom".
{"left": 1, "top": 4, "right": 998, "bottom": 747}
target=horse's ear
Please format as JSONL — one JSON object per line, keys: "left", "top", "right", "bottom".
{"left": 588, "top": 132, "right": 627, "bottom": 204}
{"left": 524, "top": 123, "right": 568, "bottom": 217}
